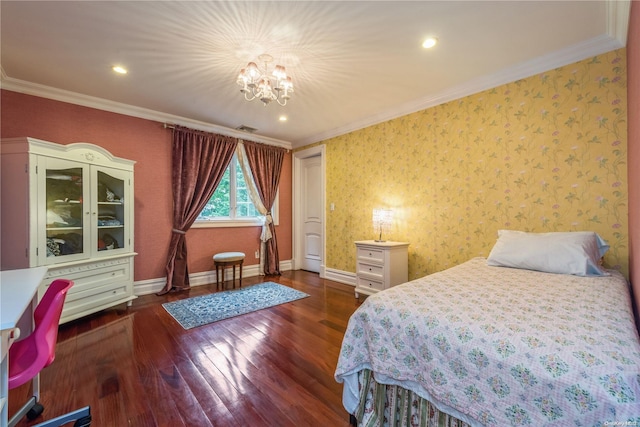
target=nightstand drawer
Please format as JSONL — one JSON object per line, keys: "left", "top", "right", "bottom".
{"left": 357, "top": 262, "right": 384, "bottom": 279}
{"left": 356, "top": 277, "right": 384, "bottom": 291}
{"left": 357, "top": 247, "right": 384, "bottom": 263}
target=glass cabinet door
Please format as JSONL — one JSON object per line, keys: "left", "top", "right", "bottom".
{"left": 41, "top": 158, "right": 90, "bottom": 264}
{"left": 93, "top": 167, "right": 130, "bottom": 255}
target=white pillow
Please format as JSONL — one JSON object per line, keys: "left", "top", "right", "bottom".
{"left": 486, "top": 230, "right": 609, "bottom": 276}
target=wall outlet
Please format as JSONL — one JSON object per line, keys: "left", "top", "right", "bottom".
{"left": 255, "top": 250, "right": 260, "bottom": 259}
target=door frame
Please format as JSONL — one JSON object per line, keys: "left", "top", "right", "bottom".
{"left": 292, "top": 145, "right": 326, "bottom": 277}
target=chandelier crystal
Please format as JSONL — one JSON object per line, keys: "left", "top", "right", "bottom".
{"left": 236, "top": 54, "right": 294, "bottom": 106}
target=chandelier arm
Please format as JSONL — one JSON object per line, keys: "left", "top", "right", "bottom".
{"left": 243, "top": 91, "right": 258, "bottom": 101}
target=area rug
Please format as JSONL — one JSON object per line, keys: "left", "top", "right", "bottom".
{"left": 162, "top": 282, "right": 310, "bottom": 329}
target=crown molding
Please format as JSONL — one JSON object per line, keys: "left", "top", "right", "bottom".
{"left": 0, "top": 75, "right": 293, "bottom": 150}
{"left": 1, "top": 0, "right": 629, "bottom": 151}
{"left": 301, "top": 28, "right": 626, "bottom": 147}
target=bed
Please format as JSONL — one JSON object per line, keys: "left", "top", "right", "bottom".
{"left": 335, "top": 231, "right": 640, "bottom": 426}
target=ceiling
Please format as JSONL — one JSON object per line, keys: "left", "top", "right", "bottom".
{"left": 0, "top": 1, "right": 630, "bottom": 149}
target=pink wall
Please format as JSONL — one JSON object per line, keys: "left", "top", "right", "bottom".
{"left": 0, "top": 90, "right": 292, "bottom": 282}
{"left": 628, "top": 1, "right": 640, "bottom": 325}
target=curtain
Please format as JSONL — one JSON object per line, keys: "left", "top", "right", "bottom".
{"left": 159, "top": 126, "right": 237, "bottom": 295}
{"left": 237, "top": 142, "right": 268, "bottom": 274}
{"left": 241, "top": 140, "right": 286, "bottom": 275}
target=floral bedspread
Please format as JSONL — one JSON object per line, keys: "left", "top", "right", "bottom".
{"left": 335, "top": 258, "right": 640, "bottom": 426}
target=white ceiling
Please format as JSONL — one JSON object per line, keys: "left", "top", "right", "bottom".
{"left": 0, "top": 1, "right": 630, "bottom": 149}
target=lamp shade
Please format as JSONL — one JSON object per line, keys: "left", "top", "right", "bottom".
{"left": 373, "top": 208, "right": 394, "bottom": 242}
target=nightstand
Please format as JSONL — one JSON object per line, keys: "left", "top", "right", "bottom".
{"left": 354, "top": 240, "right": 409, "bottom": 298}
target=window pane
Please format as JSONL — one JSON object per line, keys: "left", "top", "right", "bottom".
{"left": 198, "top": 167, "right": 231, "bottom": 219}
{"left": 196, "top": 155, "right": 264, "bottom": 222}
{"left": 235, "top": 161, "right": 258, "bottom": 218}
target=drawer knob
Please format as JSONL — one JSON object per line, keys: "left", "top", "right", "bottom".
{"left": 368, "top": 267, "right": 372, "bottom": 271}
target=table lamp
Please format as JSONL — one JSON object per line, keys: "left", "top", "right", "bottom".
{"left": 373, "top": 208, "right": 393, "bottom": 242}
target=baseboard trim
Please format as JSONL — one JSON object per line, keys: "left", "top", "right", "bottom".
{"left": 324, "top": 268, "right": 356, "bottom": 286}
{"left": 134, "top": 259, "right": 293, "bottom": 296}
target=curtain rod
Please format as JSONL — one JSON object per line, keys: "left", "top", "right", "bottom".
{"left": 162, "top": 122, "right": 290, "bottom": 152}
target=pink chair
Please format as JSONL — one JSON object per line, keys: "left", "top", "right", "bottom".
{"left": 8, "top": 279, "right": 91, "bottom": 427}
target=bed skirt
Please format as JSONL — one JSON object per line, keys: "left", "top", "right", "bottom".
{"left": 354, "top": 370, "right": 471, "bottom": 427}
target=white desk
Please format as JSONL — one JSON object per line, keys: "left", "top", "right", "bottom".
{"left": 0, "top": 266, "right": 47, "bottom": 427}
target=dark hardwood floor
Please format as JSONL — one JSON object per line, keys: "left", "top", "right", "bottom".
{"left": 8, "top": 270, "right": 361, "bottom": 427}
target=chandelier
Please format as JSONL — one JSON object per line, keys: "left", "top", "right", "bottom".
{"left": 236, "top": 54, "right": 294, "bottom": 106}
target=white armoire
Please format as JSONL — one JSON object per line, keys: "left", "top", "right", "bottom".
{"left": 1, "top": 137, "right": 136, "bottom": 323}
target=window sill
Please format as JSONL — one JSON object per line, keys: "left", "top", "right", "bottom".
{"left": 192, "top": 219, "right": 264, "bottom": 228}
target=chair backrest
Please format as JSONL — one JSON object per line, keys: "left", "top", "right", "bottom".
{"left": 9, "top": 279, "right": 73, "bottom": 389}
{"left": 35, "top": 279, "right": 73, "bottom": 367}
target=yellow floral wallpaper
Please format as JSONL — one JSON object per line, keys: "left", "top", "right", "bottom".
{"left": 307, "top": 48, "right": 628, "bottom": 280}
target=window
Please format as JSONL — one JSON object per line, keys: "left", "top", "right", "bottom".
{"left": 193, "top": 154, "right": 278, "bottom": 228}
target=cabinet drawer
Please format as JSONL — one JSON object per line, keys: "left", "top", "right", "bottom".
{"left": 44, "top": 260, "right": 131, "bottom": 302}
{"left": 356, "top": 277, "right": 384, "bottom": 291}
{"left": 61, "top": 282, "right": 131, "bottom": 320}
{"left": 357, "top": 247, "right": 384, "bottom": 263}
{"left": 44, "top": 260, "right": 133, "bottom": 322}
{"left": 357, "top": 262, "right": 384, "bottom": 279}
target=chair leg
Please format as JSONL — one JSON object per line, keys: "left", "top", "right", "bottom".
{"left": 216, "top": 264, "right": 223, "bottom": 290}
{"left": 34, "top": 406, "right": 91, "bottom": 427}
{"left": 9, "top": 396, "right": 37, "bottom": 427}
{"left": 9, "top": 397, "right": 91, "bottom": 427}
{"left": 239, "top": 262, "right": 243, "bottom": 287}
{"left": 232, "top": 265, "right": 236, "bottom": 289}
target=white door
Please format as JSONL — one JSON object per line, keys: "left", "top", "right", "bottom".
{"left": 300, "top": 155, "right": 322, "bottom": 272}
{"left": 293, "top": 145, "right": 325, "bottom": 274}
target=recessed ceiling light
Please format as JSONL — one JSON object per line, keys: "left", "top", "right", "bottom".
{"left": 279, "top": 116, "right": 287, "bottom": 122}
{"left": 422, "top": 37, "right": 438, "bottom": 49}
{"left": 112, "top": 65, "right": 128, "bottom": 74}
